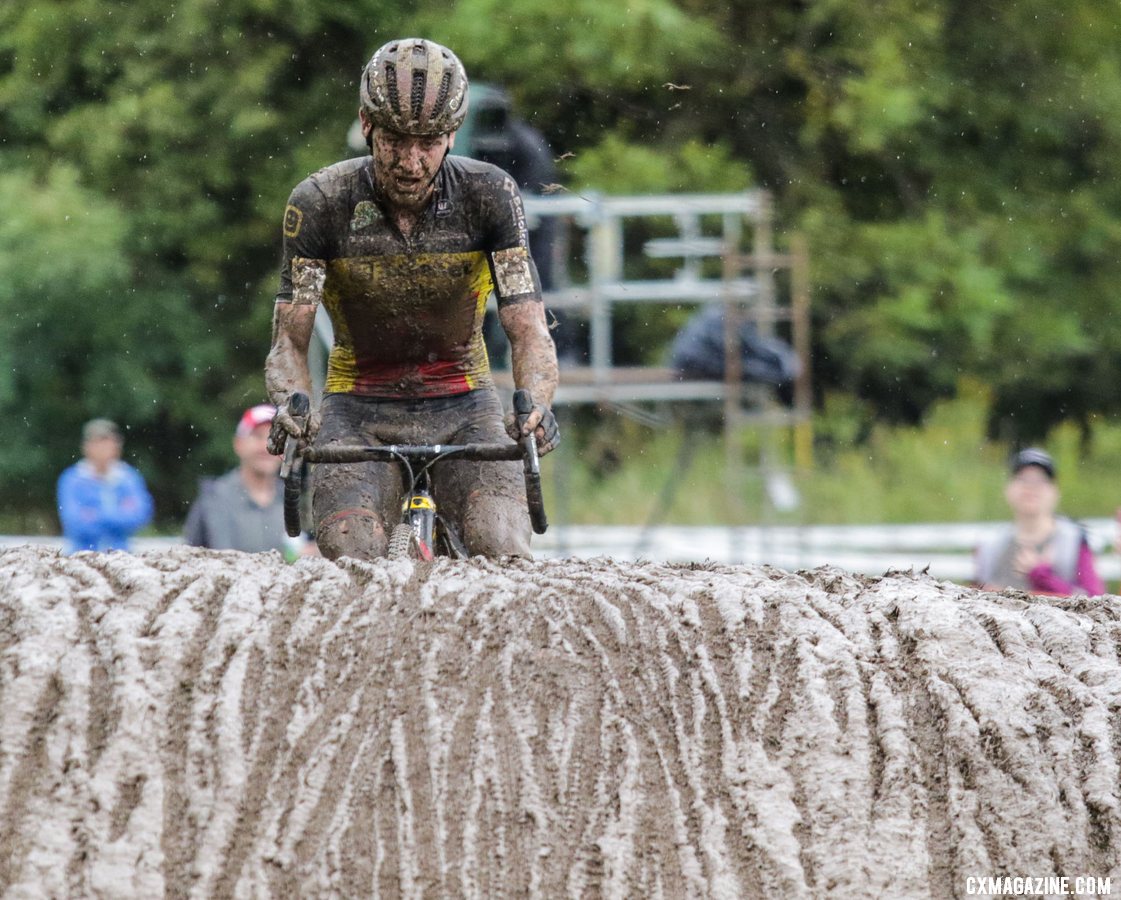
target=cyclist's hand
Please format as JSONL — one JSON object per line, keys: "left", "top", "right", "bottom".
{"left": 267, "top": 400, "right": 318, "bottom": 455}
{"left": 303, "top": 407, "right": 321, "bottom": 448}
{"left": 505, "top": 402, "right": 561, "bottom": 455}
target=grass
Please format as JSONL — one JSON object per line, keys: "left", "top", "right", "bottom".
{"left": 545, "top": 383, "right": 1121, "bottom": 527}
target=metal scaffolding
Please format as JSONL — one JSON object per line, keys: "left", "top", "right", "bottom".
{"left": 516, "top": 191, "right": 810, "bottom": 434}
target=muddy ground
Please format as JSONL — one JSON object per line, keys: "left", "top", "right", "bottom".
{"left": 0, "top": 545, "right": 1119, "bottom": 899}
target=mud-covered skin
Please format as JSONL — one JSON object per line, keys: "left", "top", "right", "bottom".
{"left": 264, "top": 302, "right": 318, "bottom": 448}
{"left": 312, "top": 389, "right": 531, "bottom": 560}
{"left": 500, "top": 300, "right": 561, "bottom": 451}
{"left": 505, "top": 398, "right": 560, "bottom": 454}
{"left": 371, "top": 128, "right": 450, "bottom": 219}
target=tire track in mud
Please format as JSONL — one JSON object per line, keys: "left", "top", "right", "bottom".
{"left": 0, "top": 545, "right": 1119, "bottom": 898}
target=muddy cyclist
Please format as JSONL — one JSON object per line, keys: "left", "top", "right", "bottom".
{"left": 265, "top": 38, "right": 560, "bottom": 561}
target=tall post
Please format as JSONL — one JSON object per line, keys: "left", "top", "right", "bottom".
{"left": 588, "top": 207, "right": 620, "bottom": 385}
{"left": 791, "top": 233, "right": 813, "bottom": 470}
{"left": 753, "top": 193, "right": 777, "bottom": 545}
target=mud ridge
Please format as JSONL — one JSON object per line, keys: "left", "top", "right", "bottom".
{"left": 0, "top": 546, "right": 1119, "bottom": 898}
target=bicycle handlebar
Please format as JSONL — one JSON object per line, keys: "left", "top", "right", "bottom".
{"left": 286, "top": 389, "right": 549, "bottom": 535}
{"left": 279, "top": 393, "right": 310, "bottom": 537}
{"left": 303, "top": 442, "right": 523, "bottom": 464}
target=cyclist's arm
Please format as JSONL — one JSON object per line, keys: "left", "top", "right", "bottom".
{"left": 499, "top": 299, "right": 558, "bottom": 409}
{"left": 485, "top": 171, "right": 559, "bottom": 413}
{"left": 265, "top": 182, "right": 328, "bottom": 435}
{"left": 266, "top": 293, "right": 317, "bottom": 409}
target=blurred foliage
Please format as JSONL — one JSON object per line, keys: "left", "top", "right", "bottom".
{"left": 3, "top": 0, "right": 1121, "bottom": 529}
{"left": 566, "top": 135, "right": 751, "bottom": 195}
{"left": 548, "top": 382, "right": 1121, "bottom": 527}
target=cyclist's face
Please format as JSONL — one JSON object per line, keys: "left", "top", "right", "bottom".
{"left": 371, "top": 127, "right": 454, "bottom": 209}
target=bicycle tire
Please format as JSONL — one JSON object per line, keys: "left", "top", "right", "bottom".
{"left": 283, "top": 462, "right": 304, "bottom": 538}
{"left": 388, "top": 523, "right": 424, "bottom": 560}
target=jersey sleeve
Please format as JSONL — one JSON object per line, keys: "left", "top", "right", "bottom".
{"left": 275, "top": 178, "right": 333, "bottom": 304}
{"left": 485, "top": 172, "right": 542, "bottom": 307}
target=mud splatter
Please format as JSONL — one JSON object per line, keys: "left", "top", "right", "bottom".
{"left": 0, "top": 546, "right": 1118, "bottom": 898}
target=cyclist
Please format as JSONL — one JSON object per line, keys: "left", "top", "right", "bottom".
{"left": 265, "top": 38, "right": 559, "bottom": 561}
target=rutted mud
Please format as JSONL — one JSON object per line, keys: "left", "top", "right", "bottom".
{"left": 0, "top": 545, "right": 1119, "bottom": 898}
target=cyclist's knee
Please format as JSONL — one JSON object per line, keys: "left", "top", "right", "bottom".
{"left": 461, "top": 493, "right": 531, "bottom": 558}
{"left": 316, "top": 508, "right": 386, "bottom": 560}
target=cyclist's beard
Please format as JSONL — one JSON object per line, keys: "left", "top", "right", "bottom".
{"left": 375, "top": 154, "right": 440, "bottom": 212}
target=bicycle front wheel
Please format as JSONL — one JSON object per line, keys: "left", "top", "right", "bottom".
{"left": 388, "top": 523, "right": 433, "bottom": 560}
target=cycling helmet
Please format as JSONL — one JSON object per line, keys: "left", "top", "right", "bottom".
{"left": 360, "top": 39, "right": 469, "bottom": 136}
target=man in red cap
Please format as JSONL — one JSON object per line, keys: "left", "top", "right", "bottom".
{"left": 183, "top": 404, "right": 314, "bottom": 557}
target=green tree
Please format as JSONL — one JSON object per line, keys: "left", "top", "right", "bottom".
{"left": 0, "top": 0, "right": 411, "bottom": 526}
{"left": 4, "top": 0, "right": 1121, "bottom": 531}
{"left": 434, "top": 0, "right": 1121, "bottom": 440}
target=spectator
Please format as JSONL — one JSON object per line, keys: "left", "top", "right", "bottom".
{"left": 57, "top": 418, "right": 154, "bottom": 553}
{"left": 461, "top": 85, "right": 561, "bottom": 287}
{"left": 669, "top": 305, "right": 801, "bottom": 404}
{"left": 184, "top": 404, "right": 314, "bottom": 558}
{"left": 457, "top": 84, "right": 583, "bottom": 366}
{"left": 974, "top": 447, "right": 1104, "bottom": 596}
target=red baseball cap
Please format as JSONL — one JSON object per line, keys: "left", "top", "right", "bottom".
{"left": 236, "top": 404, "right": 276, "bottom": 437}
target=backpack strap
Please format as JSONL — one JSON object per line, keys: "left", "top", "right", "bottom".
{"left": 1049, "top": 517, "right": 1084, "bottom": 585}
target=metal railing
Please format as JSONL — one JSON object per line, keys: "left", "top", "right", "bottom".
{"left": 520, "top": 190, "right": 811, "bottom": 418}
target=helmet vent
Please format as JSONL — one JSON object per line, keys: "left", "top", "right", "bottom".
{"left": 384, "top": 63, "right": 400, "bottom": 114}
{"left": 433, "top": 71, "right": 452, "bottom": 119}
{"left": 410, "top": 70, "right": 427, "bottom": 120}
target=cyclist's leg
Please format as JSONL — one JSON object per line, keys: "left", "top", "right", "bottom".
{"left": 312, "top": 394, "right": 400, "bottom": 561}
{"left": 433, "top": 390, "right": 532, "bottom": 558}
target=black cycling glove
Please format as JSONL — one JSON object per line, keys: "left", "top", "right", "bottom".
{"left": 505, "top": 402, "right": 561, "bottom": 455}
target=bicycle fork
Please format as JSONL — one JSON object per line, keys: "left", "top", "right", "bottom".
{"left": 403, "top": 488, "right": 437, "bottom": 560}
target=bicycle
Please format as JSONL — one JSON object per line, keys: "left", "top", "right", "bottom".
{"left": 276, "top": 390, "right": 548, "bottom": 560}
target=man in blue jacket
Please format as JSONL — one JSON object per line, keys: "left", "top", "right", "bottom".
{"left": 56, "top": 418, "right": 154, "bottom": 553}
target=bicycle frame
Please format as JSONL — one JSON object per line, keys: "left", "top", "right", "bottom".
{"left": 391, "top": 450, "right": 469, "bottom": 560}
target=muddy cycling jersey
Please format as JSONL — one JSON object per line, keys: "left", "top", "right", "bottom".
{"left": 275, "top": 154, "right": 541, "bottom": 398}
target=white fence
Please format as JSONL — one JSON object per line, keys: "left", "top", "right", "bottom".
{"left": 5, "top": 518, "right": 1119, "bottom": 583}
{"left": 535, "top": 518, "right": 1121, "bottom": 582}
